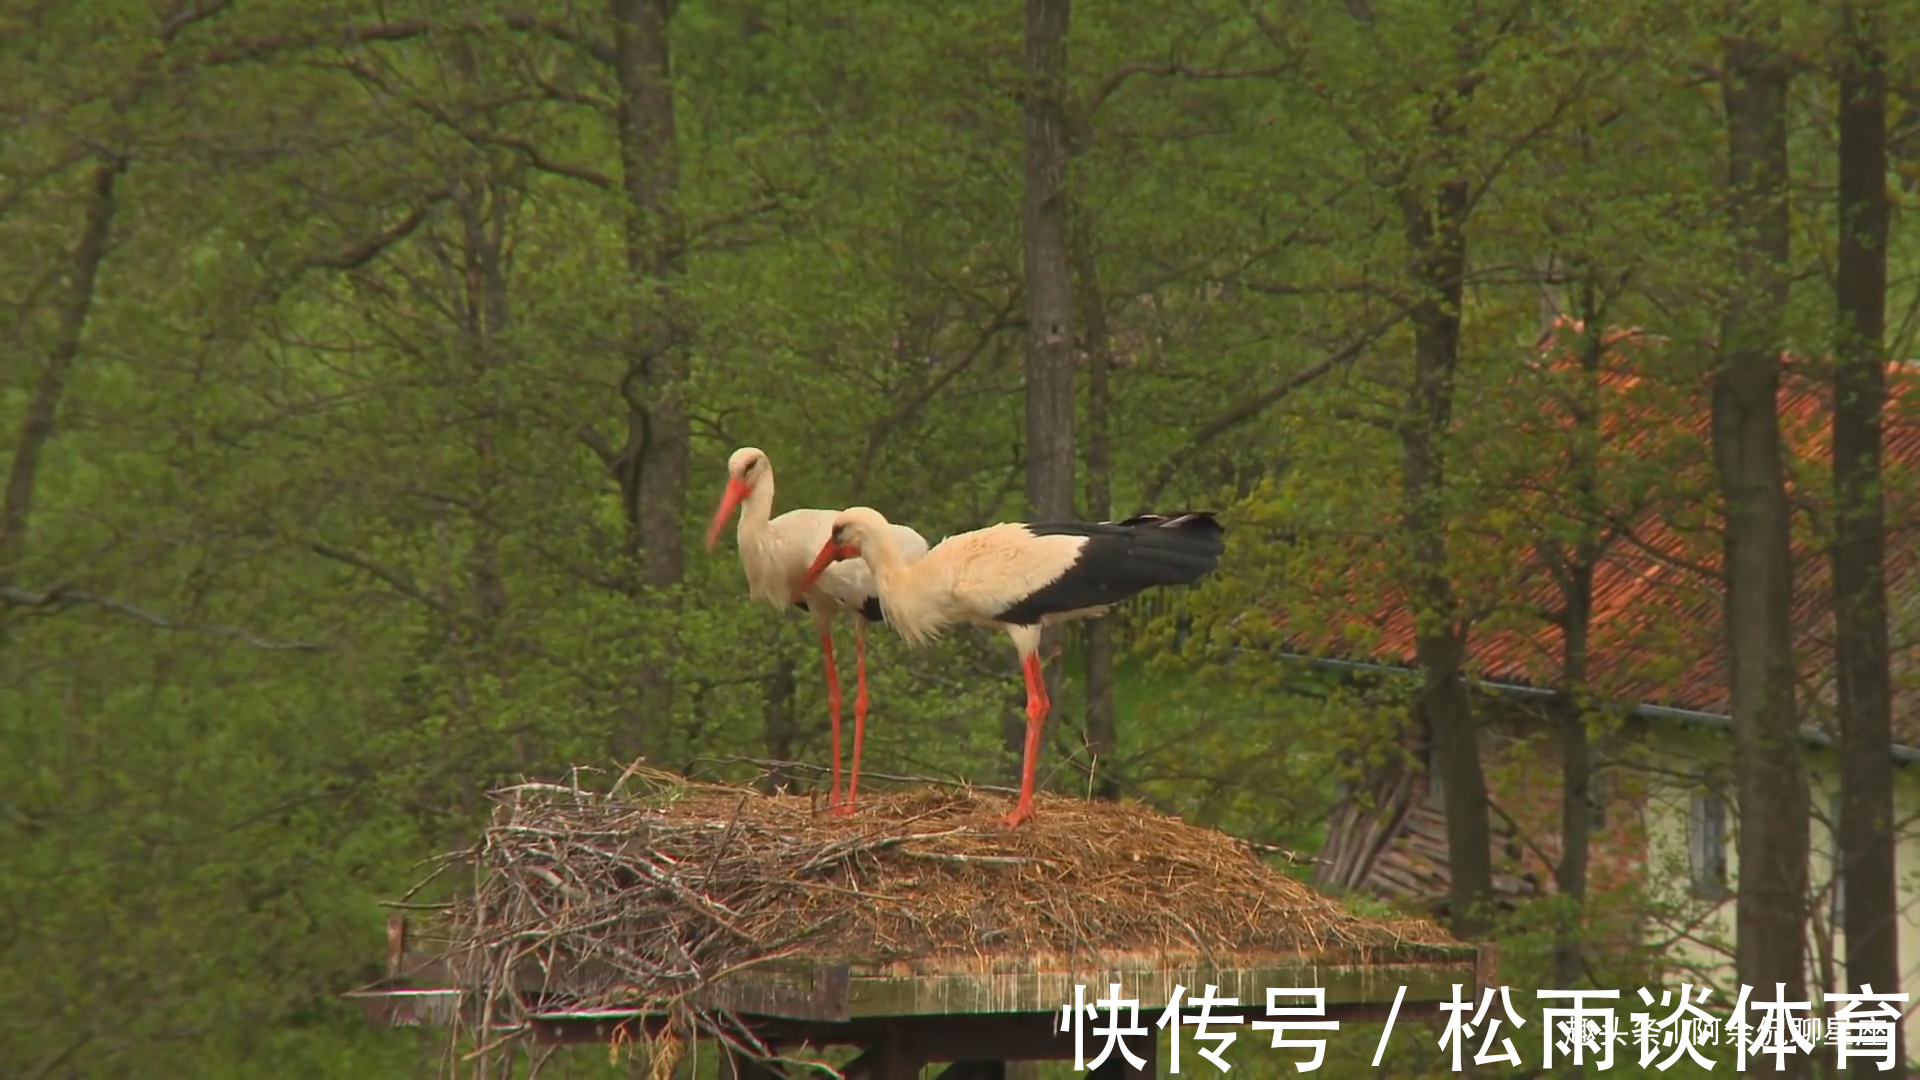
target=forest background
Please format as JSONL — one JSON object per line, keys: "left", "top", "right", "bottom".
{"left": 6, "top": 0, "right": 1920, "bottom": 1076}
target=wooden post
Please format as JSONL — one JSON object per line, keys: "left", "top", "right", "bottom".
{"left": 844, "top": 1022, "right": 925, "bottom": 1076}
{"left": 862, "top": 1023, "right": 925, "bottom": 1080}
{"left": 1474, "top": 940, "right": 1501, "bottom": 996}
{"left": 385, "top": 913, "right": 407, "bottom": 978}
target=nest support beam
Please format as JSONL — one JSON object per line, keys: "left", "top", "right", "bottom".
{"left": 728, "top": 1016, "right": 1158, "bottom": 1080}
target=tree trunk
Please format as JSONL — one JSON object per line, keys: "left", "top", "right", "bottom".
{"left": 609, "top": 0, "right": 689, "bottom": 591}
{"left": 1, "top": 160, "right": 119, "bottom": 588}
{"left": 1073, "top": 219, "right": 1119, "bottom": 801}
{"left": 1399, "top": 173, "right": 1491, "bottom": 940}
{"left": 454, "top": 174, "right": 521, "bottom": 763}
{"left": 1716, "top": 35, "right": 1808, "bottom": 1062}
{"left": 607, "top": 0, "right": 688, "bottom": 762}
{"left": 1552, "top": 549, "right": 1596, "bottom": 991}
{"left": 1551, "top": 289, "right": 1608, "bottom": 991}
{"left": 1016, "top": 0, "right": 1075, "bottom": 776}
{"left": 1834, "top": 16, "right": 1901, "bottom": 1067}
{"left": 1022, "top": 0, "right": 1074, "bottom": 523}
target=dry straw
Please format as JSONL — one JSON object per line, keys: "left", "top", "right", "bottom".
{"left": 418, "top": 766, "right": 1454, "bottom": 1059}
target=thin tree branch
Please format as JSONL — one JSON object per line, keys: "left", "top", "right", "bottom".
{"left": 1, "top": 585, "right": 322, "bottom": 651}
{"left": 0, "top": 145, "right": 89, "bottom": 219}
{"left": 501, "top": 11, "right": 617, "bottom": 67}
{"left": 577, "top": 425, "right": 619, "bottom": 469}
{"left": 198, "top": 19, "right": 431, "bottom": 66}
{"left": 2, "top": 160, "right": 120, "bottom": 577}
{"left": 463, "top": 131, "right": 618, "bottom": 191}
{"left": 1601, "top": 512, "right": 1723, "bottom": 584}
{"left": 673, "top": 197, "right": 786, "bottom": 258}
{"left": 848, "top": 292, "right": 1023, "bottom": 498}
{"left": 1083, "top": 55, "right": 1297, "bottom": 120}
{"left": 406, "top": 489, "right": 634, "bottom": 596}
{"left": 304, "top": 192, "right": 450, "bottom": 270}
{"left": 1136, "top": 304, "right": 1421, "bottom": 508}
{"left": 158, "top": 0, "right": 231, "bottom": 43}
{"left": 301, "top": 540, "right": 618, "bottom": 693}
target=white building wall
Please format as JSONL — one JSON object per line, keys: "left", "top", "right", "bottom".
{"left": 1642, "top": 726, "right": 1920, "bottom": 1060}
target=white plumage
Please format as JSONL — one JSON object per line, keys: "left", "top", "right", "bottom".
{"left": 798, "top": 505, "right": 1225, "bottom": 826}
{"left": 705, "top": 449, "right": 928, "bottom": 812}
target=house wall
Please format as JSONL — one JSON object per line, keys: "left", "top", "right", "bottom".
{"left": 1315, "top": 685, "right": 1920, "bottom": 1056}
{"left": 1643, "top": 726, "right": 1920, "bottom": 1057}
{"left": 1339, "top": 696, "right": 1650, "bottom": 934}
{"left": 1478, "top": 721, "right": 1650, "bottom": 900}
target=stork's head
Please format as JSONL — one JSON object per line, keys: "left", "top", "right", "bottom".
{"left": 794, "top": 506, "right": 889, "bottom": 600}
{"left": 705, "top": 447, "right": 771, "bottom": 551}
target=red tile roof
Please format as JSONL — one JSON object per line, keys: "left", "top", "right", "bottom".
{"left": 1291, "top": 322, "right": 1920, "bottom": 742}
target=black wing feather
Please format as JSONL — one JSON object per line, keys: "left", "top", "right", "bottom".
{"left": 795, "top": 595, "right": 889, "bottom": 623}
{"left": 993, "top": 512, "right": 1225, "bottom": 625}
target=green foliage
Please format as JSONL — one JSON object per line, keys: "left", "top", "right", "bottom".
{"left": 7, "top": 0, "right": 1920, "bottom": 1075}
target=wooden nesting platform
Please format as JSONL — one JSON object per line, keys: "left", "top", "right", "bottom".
{"left": 349, "top": 770, "right": 1488, "bottom": 1077}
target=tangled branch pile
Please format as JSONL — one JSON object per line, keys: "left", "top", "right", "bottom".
{"left": 420, "top": 767, "right": 1454, "bottom": 1051}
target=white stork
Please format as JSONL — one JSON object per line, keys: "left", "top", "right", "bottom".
{"left": 705, "top": 448, "right": 929, "bottom": 812}
{"left": 795, "top": 506, "right": 1225, "bottom": 827}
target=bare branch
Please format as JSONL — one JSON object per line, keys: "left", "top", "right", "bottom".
{"left": 674, "top": 197, "right": 786, "bottom": 258}
{"left": 199, "top": 19, "right": 431, "bottom": 66}
{"left": 577, "top": 425, "right": 619, "bottom": 468}
{"left": 1324, "top": 403, "right": 1398, "bottom": 432}
{"left": 407, "top": 489, "right": 634, "bottom": 596}
{"left": 302, "top": 540, "right": 619, "bottom": 693}
{"left": 532, "top": 76, "right": 614, "bottom": 115}
{"left": 500, "top": 11, "right": 616, "bottom": 67}
{"left": 3, "top": 161, "right": 119, "bottom": 575}
{"left": 304, "top": 540, "right": 451, "bottom": 613}
{"left": 848, "top": 292, "right": 1022, "bottom": 498}
{"left": 1084, "top": 55, "right": 1296, "bottom": 120}
{"left": 463, "top": 131, "right": 618, "bottom": 191}
{"left": 0, "top": 145, "right": 89, "bottom": 220}
{"left": 1600, "top": 513, "right": 1724, "bottom": 584}
{"left": 158, "top": 0, "right": 231, "bottom": 43}
{"left": 1238, "top": 279, "right": 1400, "bottom": 301}
{"left": 304, "top": 191, "right": 450, "bottom": 270}
{"left": 1, "top": 585, "right": 322, "bottom": 651}
{"left": 1136, "top": 305, "right": 1421, "bottom": 508}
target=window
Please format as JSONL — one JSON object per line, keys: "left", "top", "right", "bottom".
{"left": 1689, "top": 792, "right": 1729, "bottom": 899}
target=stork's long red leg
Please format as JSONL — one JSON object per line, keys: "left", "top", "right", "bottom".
{"left": 1005, "top": 652, "right": 1050, "bottom": 828}
{"left": 819, "top": 624, "right": 844, "bottom": 807}
{"left": 835, "top": 620, "right": 869, "bottom": 817}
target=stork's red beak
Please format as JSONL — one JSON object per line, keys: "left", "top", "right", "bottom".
{"left": 793, "top": 538, "right": 860, "bottom": 601}
{"left": 705, "top": 477, "right": 752, "bottom": 551}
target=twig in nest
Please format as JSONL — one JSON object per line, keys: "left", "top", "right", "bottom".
{"left": 898, "top": 850, "right": 1044, "bottom": 867}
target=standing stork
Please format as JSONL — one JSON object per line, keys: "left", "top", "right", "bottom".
{"left": 706, "top": 448, "right": 929, "bottom": 812}
{"left": 796, "top": 506, "right": 1225, "bottom": 827}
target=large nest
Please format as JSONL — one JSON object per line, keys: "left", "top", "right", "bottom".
{"left": 417, "top": 768, "right": 1455, "bottom": 1054}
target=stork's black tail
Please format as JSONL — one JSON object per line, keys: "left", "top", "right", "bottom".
{"left": 1091, "top": 511, "right": 1226, "bottom": 584}
{"left": 994, "top": 511, "right": 1226, "bottom": 624}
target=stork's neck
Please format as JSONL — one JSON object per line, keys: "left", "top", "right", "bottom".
{"left": 736, "top": 473, "right": 776, "bottom": 541}
{"left": 858, "top": 525, "right": 917, "bottom": 592}
{"left": 855, "top": 524, "right": 941, "bottom": 647}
